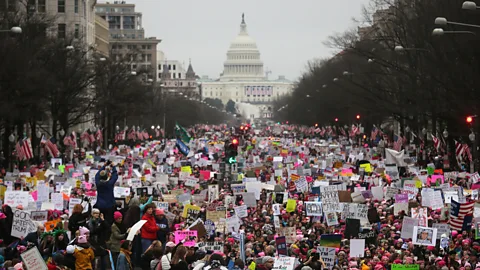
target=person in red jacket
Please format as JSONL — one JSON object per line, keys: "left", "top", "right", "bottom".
{"left": 141, "top": 203, "right": 159, "bottom": 253}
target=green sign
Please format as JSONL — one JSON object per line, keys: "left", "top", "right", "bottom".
{"left": 391, "top": 264, "right": 419, "bottom": 270}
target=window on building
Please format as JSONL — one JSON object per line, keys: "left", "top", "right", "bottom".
{"left": 168, "top": 65, "right": 171, "bottom": 70}
{"left": 173, "top": 65, "right": 176, "bottom": 70}
{"left": 236, "top": 92, "right": 238, "bottom": 96}
{"left": 147, "top": 45, "right": 151, "bottom": 50}
{"left": 146, "top": 54, "right": 152, "bottom": 61}
{"left": 58, "top": 0, "right": 65, "bottom": 12}
{"left": 158, "top": 65, "right": 162, "bottom": 70}
{"left": 180, "top": 82, "right": 183, "bottom": 86}
{"left": 132, "top": 64, "right": 137, "bottom": 70}
{"left": 173, "top": 73, "right": 176, "bottom": 79}
{"left": 158, "top": 73, "right": 161, "bottom": 79}
{"left": 58, "top": 24, "right": 66, "bottom": 38}
{"left": 74, "top": 0, "right": 78, "bottom": 13}
{"left": 210, "top": 91, "right": 212, "bottom": 96}
{"left": 178, "top": 73, "right": 181, "bottom": 79}
{"left": 74, "top": 24, "right": 80, "bottom": 38}
{"left": 141, "top": 45, "right": 146, "bottom": 49}
{"left": 123, "top": 16, "right": 135, "bottom": 29}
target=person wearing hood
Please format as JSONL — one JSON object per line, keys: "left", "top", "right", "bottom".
{"left": 73, "top": 235, "right": 95, "bottom": 270}
{"left": 95, "top": 160, "right": 118, "bottom": 225}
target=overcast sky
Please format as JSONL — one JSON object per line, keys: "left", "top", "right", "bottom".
{"left": 102, "top": 0, "right": 370, "bottom": 81}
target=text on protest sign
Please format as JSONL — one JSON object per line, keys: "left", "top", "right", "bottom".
{"left": 174, "top": 230, "right": 197, "bottom": 247}
{"left": 305, "top": 202, "right": 323, "bottom": 216}
{"left": 20, "top": 246, "right": 48, "bottom": 270}
{"left": 317, "top": 246, "right": 336, "bottom": 270}
{"left": 12, "top": 209, "right": 37, "bottom": 239}
{"left": 321, "top": 186, "right": 340, "bottom": 212}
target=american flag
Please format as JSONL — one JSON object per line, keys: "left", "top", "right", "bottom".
{"left": 127, "top": 129, "right": 136, "bottom": 140}
{"left": 319, "top": 127, "right": 326, "bottom": 136}
{"left": 71, "top": 131, "right": 77, "bottom": 149}
{"left": 455, "top": 140, "right": 465, "bottom": 160}
{"left": 136, "top": 131, "right": 142, "bottom": 140}
{"left": 80, "top": 130, "right": 91, "bottom": 145}
{"left": 142, "top": 131, "right": 149, "bottom": 140}
{"left": 326, "top": 126, "right": 332, "bottom": 135}
{"left": 15, "top": 140, "right": 25, "bottom": 160}
{"left": 371, "top": 127, "right": 379, "bottom": 140}
{"left": 115, "top": 130, "right": 126, "bottom": 141}
{"left": 393, "top": 135, "right": 402, "bottom": 151}
{"left": 463, "top": 144, "right": 472, "bottom": 161}
{"left": 63, "top": 135, "right": 73, "bottom": 147}
{"left": 350, "top": 125, "right": 359, "bottom": 137}
{"left": 432, "top": 135, "right": 442, "bottom": 151}
{"left": 41, "top": 136, "right": 59, "bottom": 157}
{"left": 449, "top": 199, "right": 474, "bottom": 231}
{"left": 88, "top": 133, "right": 95, "bottom": 144}
{"left": 95, "top": 129, "right": 103, "bottom": 144}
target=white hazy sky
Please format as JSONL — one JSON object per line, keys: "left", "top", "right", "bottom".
{"left": 101, "top": 0, "right": 371, "bottom": 81}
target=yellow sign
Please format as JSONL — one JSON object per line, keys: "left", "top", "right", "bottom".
{"left": 286, "top": 199, "right": 296, "bottom": 213}
{"left": 360, "top": 163, "right": 373, "bottom": 173}
{"left": 182, "top": 204, "right": 201, "bottom": 218}
{"left": 181, "top": 166, "right": 192, "bottom": 174}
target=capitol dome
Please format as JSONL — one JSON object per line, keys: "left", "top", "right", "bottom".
{"left": 220, "top": 14, "right": 265, "bottom": 82}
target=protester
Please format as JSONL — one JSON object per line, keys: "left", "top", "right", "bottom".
{"left": 161, "top": 242, "right": 176, "bottom": 270}
{"left": 88, "top": 209, "right": 109, "bottom": 270}
{"left": 117, "top": 240, "right": 134, "bottom": 270}
{"left": 140, "top": 203, "right": 159, "bottom": 253}
{"left": 170, "top": 245, "right": 188, "bottom": 270}
{"left": 109, "top": 211, "right": 130, "bottom": 266}
{"left": 68, "top": 203, "right": 91, "bottom": 234}
{"left": 73, "top": 235, "right": 95, "bottom": 270}
{"left": 95, "top": 160, "right": 118, "bottom": 224}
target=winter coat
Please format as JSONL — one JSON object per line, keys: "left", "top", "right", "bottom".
{"left": 161, "top": 253, "right": 172, "bottom": 270}
{"left": 88, "top": 217, "right": 109, "bottom": 256}
{"left": 108, "top": 222, "right": 127, "bottom": 253}
{"left": 95, "top": 166, "right": 118, "bottom": 209}
{"left": 73, "top": 246, "right": 95, "bottom": 270}
{"left": 155, "top": 216, "right": 170, "bottom": 242}
{"left": 140, "top": 214, "right": 158, "bottom": 240}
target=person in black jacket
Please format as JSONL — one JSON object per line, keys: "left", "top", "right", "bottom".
{"left": 88, "top": 208, "right": 109, "bottom": 270}
{"left": 68, "top": 202, "right": 91, "bottom": 235}
{"left": 21, "top": 223, "right": 45, "bottom": 247}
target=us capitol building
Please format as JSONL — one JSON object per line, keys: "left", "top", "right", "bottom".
{"left": 199, "top": 14, "right": 294, "bottom": 120}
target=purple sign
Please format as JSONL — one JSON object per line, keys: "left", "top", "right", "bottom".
{"left": 395, "top": 193, "right": 409, "bottom": 203}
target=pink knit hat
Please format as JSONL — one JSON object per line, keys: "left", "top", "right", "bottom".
{"left": 79, "top": 226, "right": 90, "bottom": 236}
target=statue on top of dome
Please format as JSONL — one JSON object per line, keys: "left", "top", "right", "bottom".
{"left": 242, "top": 13, "right": 245, "bottom": 24}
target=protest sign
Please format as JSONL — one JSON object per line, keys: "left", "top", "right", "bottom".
{"left": 5, "top": 191, "right": 29, "bottom": 208}
{"left": 30, "top": 210, "right": 48, "bottom": 222}
{"left": 277, "top": 227, "right": 296, "bottom": 243}
{"left": 197, "top": 241, "right": 224, "bottom": 253}
{"left": 321, "top": 186, "right": 340, "bottom": 212}
{"left": 234, "top": 205, "right": 248, "bottom": 218}
{"left": 391, "top": 265, "right": 419, "bottom": 270}
{"left": 20, "top": 246, "right": 48, "bottom": 270}
{"left": 231, "top": 183, "right": 246, "bottom": 194}
{"left": 12, "top": 209, "right": 37, "bottom": 239}
{"left": 401, "top": 217, "right": 419, "bottom": 239}
{"left": 154, "top": 201, "right": 169, "bottom": 211}
{"left": 317, "top": 246, "right": 335, "bottom": 270}
{"left": 412, "top": 226, "right": 437, "bottom": 246}
{"left": 432, "top": 223, "right": 450, "bottom": 239}
{"left": 350, "top": 239, "right": 365, "bottom": 257}
{"left": 275, "top": 236, "right": 288, "bottom": 256}
{"left": 174, "top": 230, "right": 197, "bottom": 246}
{"left": 320, "top": 234, "right": 342, "bottom": 248}
{"left": 305, "top": 202, "right": 323, "bottom": 216}
{"left": 127, "top": 220, "right": 147, "bottom": 241}
{"left": 208, "top": 184, "right": 219, "bottom": 202}
{"left": 358, "top": 230, "right": 376, "bottom": 245}
{"left": 411, "top": 207, "right": 428, "bottom": 227}
{"left": 273, "top": 256, "right": 295, "bottom": 270}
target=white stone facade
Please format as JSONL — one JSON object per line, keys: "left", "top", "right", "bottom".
{"left": 200, "top": 14, "right": 293, "bottom": 119}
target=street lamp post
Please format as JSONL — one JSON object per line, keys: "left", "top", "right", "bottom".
{"left": 0, "top": 26, "right": 22, "bottom": 33}
{"left": 432, "top": 28, "right": 476, "bottom": 36}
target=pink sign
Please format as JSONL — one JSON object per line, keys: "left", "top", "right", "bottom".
{"left": 200, "top": 170, "right": 211, "bottom": 180}
{"left": 429, "top": 175, "right": 444, "bottom": 186}
{"left": 174, "top": 230, "right": 197, "bottom": 247}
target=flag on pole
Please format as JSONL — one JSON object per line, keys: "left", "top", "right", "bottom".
{"left": 15, "top": 140, "right": 25, "bottom": 160}
{"left": 127, "top": 129, "right": 136, "bottom": 140}
{"left": 95, "top": 129, "right": 103, "bottom": 145}
{"left": 431, "top": 135, "right": 443, "bottom": 151}
{"left": 21, "top": 138, "right": 34, "bottom": 160}
{"left": 42, "top": 136, "right": 59, "bottom": 157}
{"left": 463, "top": 144, "right": 472, "bottom": 161}
{"left": 176, "top": 138, "right": 190, "bottom": 156}
{"left": 393, "top": 135, "right": 402, "bottom": 151}
{"left": 175, "top": 123, "right": 191, "bottom": 143}
{"left": 455, "top": 140, "right": 465, "bottom": 160}
{"left": 449, "top": 199, "right": 474, "bottom": 231}
{"left": 71, "top": 131, "right": 77, "bottom": 149}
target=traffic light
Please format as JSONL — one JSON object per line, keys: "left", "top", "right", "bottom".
{"left": 226, "top": 138, "right": 238, "bottom": 164}
{"left": 467, "top": 116, "right": 473, "bottom": 124}
{"left": 356, "top": 114, "right": 361, "bottom": 120}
